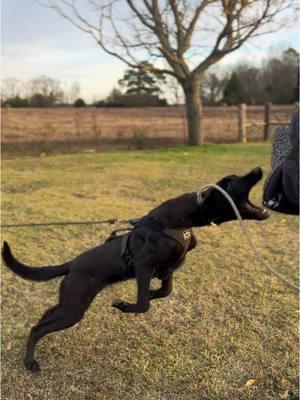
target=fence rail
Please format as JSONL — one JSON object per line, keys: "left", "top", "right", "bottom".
{"left": 238, "top": 102, "right": 292, "bottom": 143}
{"left": 1, "top": 104, "right": 296, "bottom": 156}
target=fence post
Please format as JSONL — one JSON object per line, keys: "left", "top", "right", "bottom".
{"left": 238, "top": 103, "right": 247, "bottom": 143}
{"left": 264, "top": 102, "right": 272, "bottom": 141}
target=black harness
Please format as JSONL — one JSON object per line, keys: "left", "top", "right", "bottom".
{"left": 106, "top": 217, "right": 192, "bottom": 269}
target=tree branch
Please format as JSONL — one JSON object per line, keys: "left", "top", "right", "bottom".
{"left": 38, "top": 0, "right": 298, "bottom": 84}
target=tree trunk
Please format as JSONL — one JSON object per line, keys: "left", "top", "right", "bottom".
{"left": 184, "top": 79, "right": 203, "bottom": 145}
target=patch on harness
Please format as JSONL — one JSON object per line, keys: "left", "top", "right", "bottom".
{"left": 183, "top": 230, "right": 191, "bottom": 240}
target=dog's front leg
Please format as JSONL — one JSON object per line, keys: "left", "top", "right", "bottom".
{"left": 149, "top": 273, "right": 173, "bottom": 300}
{"left": 112, "top": 263, "right": 153, "bottom": 313}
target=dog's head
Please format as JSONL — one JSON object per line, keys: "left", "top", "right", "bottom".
{"left": 199, "top": 167, "right": 269, "bottom": 225}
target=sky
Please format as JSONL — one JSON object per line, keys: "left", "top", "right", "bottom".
{"left": 1, "top": 0, "right": 299, "bottom": 102}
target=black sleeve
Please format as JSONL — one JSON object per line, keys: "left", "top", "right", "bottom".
{"left": 282, "top": 110, "right": 299, "bottom": 207}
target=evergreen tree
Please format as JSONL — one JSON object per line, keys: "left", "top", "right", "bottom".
{"left": 106, "top": 87, "right": 122, "bottom": 102}
{"left": 74, "top": 98, "right": 86, "bottom": 107}
{"left": 118, "top": 62, "right": 166, "bottom": 95}
{"left": 223, "top": 73, "right": 244, "bottom": 105}
{"left": 5, "top": 95, "right": 29, "bottom": 108}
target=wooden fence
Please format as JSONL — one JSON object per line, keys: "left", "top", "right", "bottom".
{"left": 238, "top": 102, "right": 292, "bottom": 143}
{"left": 1, "top": 104, "right": 296, "bottom": 155}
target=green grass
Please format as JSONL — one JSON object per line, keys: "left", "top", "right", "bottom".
{"left": 1, "top": 143, "right": 299, "bottom": 400}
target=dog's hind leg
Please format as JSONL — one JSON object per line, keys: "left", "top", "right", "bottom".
{"left": 34, "top": 305, "right": 60, "bottom": 327}
{"left": 24, "top": 276, "right": 97, "bottom": 373}
{"left": 26, "top": 280, "right": 67, "bottom": 331}
{"left": 24, "top": 306, "right": 85, "bottom": 373}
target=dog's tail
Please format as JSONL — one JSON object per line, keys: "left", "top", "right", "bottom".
{"left": 1, "top": 241, "right": 70, "bottom": 281}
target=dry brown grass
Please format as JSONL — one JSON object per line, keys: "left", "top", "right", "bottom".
{"left": 1, "top": 144, "right": 299, "bottom": 400}
{"left": 1, "top": 105, "right": 295, "bottom": 154}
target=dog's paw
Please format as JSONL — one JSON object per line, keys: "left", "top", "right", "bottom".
{"left": 149, "top": 289, "right": 171, "bottom": 300}
{"left": 112, "top": 300, "right": 149, "bottom": 313}
{"left": 112, "top": 300, "right": 130, "bottom": 312}
{"left": 24, "top": 359, "right": 41, "bottom": 373}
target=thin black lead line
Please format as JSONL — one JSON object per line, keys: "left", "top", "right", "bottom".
{"left": 1, "top": 218, "right": 123, "bottom": 229}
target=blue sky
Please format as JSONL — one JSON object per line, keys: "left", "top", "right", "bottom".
{"left": 1, "top": 0, "right": 299, "bottom": 102}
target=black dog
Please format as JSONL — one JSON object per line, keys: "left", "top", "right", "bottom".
{"left": 2, "top": 167, "right": 269, "bottom": 373}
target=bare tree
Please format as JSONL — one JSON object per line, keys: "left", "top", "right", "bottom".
{"left": 38, "top": 0, "right": 297, "bottom": 144}
{"left": 30, "top": 75, "right": 62, "bottom": 96}
{"left": 61, "top": 81, "right": 81, "bottom": 104}
{"left": 29, "top": 75, "right": 64, "bottom": 106}
{"left": 1, "top": 78, "right": 23, "bottom": 100}
{"left": 262, "top": 48, "right": 299, "bottom": 104}
{"left": 166, "top": 76, "right": 183, "bottom": 105}
{"left": 69, "top": 81, "right": 81, "bottom": 104}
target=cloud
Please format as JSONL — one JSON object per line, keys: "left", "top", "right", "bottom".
{"left": 2, "top": 42, "right": 126, "bottom": 101}
{"left": 2, "top": 0, "right": 126, "bottom": 101}
{"left": 2, "top": 0, "right": 298, "bottom": 101}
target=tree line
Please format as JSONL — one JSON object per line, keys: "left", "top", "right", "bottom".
{"left": 2, "top": 47, "right": 298, "bottom": 109}
{"left": 201, "top": 48, "right": 299, "bottom": 105}
{"left": 1, "top": 76, "right": 83, "bottom": 108}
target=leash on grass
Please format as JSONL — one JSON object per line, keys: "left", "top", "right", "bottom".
{"left": 197, "top": 184, "right": 299, "bottom": 293}
{"left": 2, "top": 186, "right": 298, "bottom": 292}
{"left": 1, "top": 219, "right": 127, "bottom": 228}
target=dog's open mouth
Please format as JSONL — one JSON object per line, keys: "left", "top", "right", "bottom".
{"left": 239, "top": 167, "right": 269, "bottom": 220}
{"left": 239, "top": 197, "right": 269, "bottom": 220}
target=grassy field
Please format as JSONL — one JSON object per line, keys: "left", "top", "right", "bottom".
{"left": 1, "top": 144, "right": 299, "bottom": 400}
{"left": 2, "top": 105, "right": 295, "bottom": 155}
